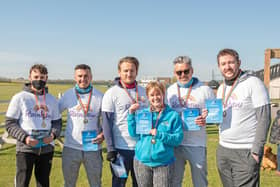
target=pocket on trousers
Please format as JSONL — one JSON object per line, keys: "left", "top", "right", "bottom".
{"left": 247, "top": 152, "right": 259, "bottom": 175}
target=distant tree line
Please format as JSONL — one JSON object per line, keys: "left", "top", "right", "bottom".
{"left": 0, "top": 78, "right": 113, "bottom": 86}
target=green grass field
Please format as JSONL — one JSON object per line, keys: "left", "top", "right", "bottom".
{"left": 1, "top": 82, "right": 280, "bottom": 186}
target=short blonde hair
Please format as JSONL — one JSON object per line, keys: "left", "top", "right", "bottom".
{"left": 146, "top": 81, "right": 166, "bottom": 97}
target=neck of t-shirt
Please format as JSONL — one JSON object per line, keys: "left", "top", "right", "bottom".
{"left": 120, "top": 81, "right": 136, "bottom": 89}
{"left": 225, "top": 70, "right": 242, "bottom": 86}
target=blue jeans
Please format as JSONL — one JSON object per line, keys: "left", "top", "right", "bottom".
{"left": 277, "top": 144, "right": 280, "bottom": 171}
{"left": 111, "top": 149, "right": 137, "bottom": 187}
{"left": 171, "top": 146, "right": 208, "bottom": 187}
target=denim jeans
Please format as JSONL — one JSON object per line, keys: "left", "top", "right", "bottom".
{"left": 171, "top": 146, "right": 208, "bottom": 187}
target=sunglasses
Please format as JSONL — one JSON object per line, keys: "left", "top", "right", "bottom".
{"left": 176, "top": 69, "right": 190, "bottom": 76}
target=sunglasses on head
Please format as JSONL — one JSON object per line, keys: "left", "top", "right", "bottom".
{"left": 176, "top": 69, "right": 190, "bottom": 76}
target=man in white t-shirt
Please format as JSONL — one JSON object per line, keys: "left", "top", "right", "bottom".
{"left": 216, "top": 48, "right": 271, "bottom": 186}
{"left": 59, "top": 64, "right": 104, "bottom": 187}
{"left": 5, "top": 64, "right": 62, "bottom": 187}
{"left": 167, "top": 56, "right": 215, "bottom": 187}
{"left": 102, "top": 56, "right": 147, "bottom": 187}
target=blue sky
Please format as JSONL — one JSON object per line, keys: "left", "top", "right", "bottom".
{"left": 0, "top": 0, "right": 279, "bottom": 81}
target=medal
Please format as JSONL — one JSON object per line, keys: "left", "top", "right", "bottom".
{"left": 223, "top": 111, "right": 227, "bottom": 117}
{"left": 76, "top": 88, "right": 93, "bottom": 125}
{"left": 42, "top": 120, "right": 46, "bottom": 128}
{"left": 151, "top": 138, "right": 156, "bottom": 144}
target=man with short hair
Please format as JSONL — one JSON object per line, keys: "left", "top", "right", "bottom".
{"left": 102, "top": 56, "right": 147, "bottom": 187}
{"left": 216, "top": 48, "right": 271, "bottom": 186}
{"left": 6, "top": 64, "right": 62, "bottom": 187}
{"left": 59, "top": 64, "right": 104, "bottom": 187}
{"left": 167, "top": 56, "right": 215, "bottom": 187}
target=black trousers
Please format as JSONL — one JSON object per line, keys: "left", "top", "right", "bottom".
{"left": 16, "top": 151, "right": 54, "bottom": 187}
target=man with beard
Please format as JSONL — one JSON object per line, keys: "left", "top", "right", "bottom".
{"left": 216, "top": 48, "right": 271, "bottom": 186}
{"left": 5, "top": 64, "right": 62, "bottom": 187}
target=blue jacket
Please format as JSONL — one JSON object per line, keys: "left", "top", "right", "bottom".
{"left": 127, "top": 105, "right": 183, "bottom": 167}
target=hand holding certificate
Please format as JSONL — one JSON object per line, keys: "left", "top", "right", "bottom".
{"left": 205, "top": 99, "right": 223, "bottom": 124}
{"left": 31, "top": 129, "right": 50, "bottom": 148}
{"left": 182, "top": 108, "right": 201, "bottom": 131}
{"left": 82, "top": 130, "right": 98, "bottom": 151}
{"left": 135, "top": 110, "right": 152, "bottom": 134}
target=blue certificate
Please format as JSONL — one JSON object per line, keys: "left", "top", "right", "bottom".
{"left": 135, "top": 110, "right": 152, "bottom": 134}
{"left": 205, "top": 99, "right": 223, "bottom": 124}
{"left": 31, "top": 129, "right": 50, "bottom": 148}
{"left": 182, "top": 108, "right": 200, "bottom": 131}
{"left": 82, "top": 130, "right": 98, "bottom": 151}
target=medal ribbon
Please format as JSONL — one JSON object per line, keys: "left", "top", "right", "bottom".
{"left": 120, "top": 80, "right": 138, "bottom": 104}
{"left": 75, "top": 88, "right": 93, "bottom": 120}
{"left": 34, "top": 89, "right": 47, "bottom": 120}
{"left": 177, "top": 84, "right": 193, "bottom": 107}
{"left": 151, "top": 107, "right": 164, "bottom": 129}
{"left": 222, "top": 70, "right": 241, "bottom": 108}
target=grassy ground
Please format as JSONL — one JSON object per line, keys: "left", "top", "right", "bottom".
{"left": 1, "top": 82, "right": 280, "bottom": 186}
{"left": 1, "top": 126, "right": 280, "bottom": 187}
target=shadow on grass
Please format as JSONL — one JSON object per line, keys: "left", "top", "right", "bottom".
{"left": 206, "top": 125, "right": 219, "bottom": 135}
{"left": 0, "top": 144, "right": 16, "bottom": 154}
{"left": 53, "top": 150, "right": 62, "bottom": 158}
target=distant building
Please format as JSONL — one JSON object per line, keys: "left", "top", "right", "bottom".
{"left": 139, "top": 76, "right": 171, "bottom": 87}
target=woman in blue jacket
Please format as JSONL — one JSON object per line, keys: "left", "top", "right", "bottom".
{"left": 128, "top": 81, "right": 183, "bottom": 187}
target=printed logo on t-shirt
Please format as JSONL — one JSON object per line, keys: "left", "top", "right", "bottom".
{"left": 25, "top": 105, "right": 51, "bottom": 119}
{"left": 226, "top": 93, "right": 243, "bottom": 109}
{"left": 69, "top": 105, "right": 97, "bottom": 118}
{"left": 76, "top": 105, "right": 93, "bottom": 112}
{"left": 34, "top": 104, "right": 49, "bottom": 112}
{"left": 170, "top": 95, "right": 199, "bottom": 109}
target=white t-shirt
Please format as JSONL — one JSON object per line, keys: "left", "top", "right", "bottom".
{"left": 59, "top": 87, "right": 103, "bottom": 150}
{"left": 217, "top": 76, "right": 270, "bottom": 149}
{"left": 6, "top": 91, "right": 61, "bottom": 136}
{"left": 102, "top": 85, "right": 147, "bottom": 150}
{"left": 167, "top": 81, "right": 215, "bottom": 147}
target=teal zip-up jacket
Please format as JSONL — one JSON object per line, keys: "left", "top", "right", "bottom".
{"left": 127, "top": 105, "right": 183, "bottom": 167}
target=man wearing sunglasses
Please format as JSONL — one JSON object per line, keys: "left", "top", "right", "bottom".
{"left": 167, "top": 56, "right": 215, "bottom": 187}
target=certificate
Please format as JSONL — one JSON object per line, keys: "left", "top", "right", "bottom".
{"left": 82, "top": 130, "right": 98, "bottom": 151}
{"left": 135, "top": 110, "right": 152, "bottom": 134}
{"left": 205, "top": 99, "right": 223, "bottom": 124}
{"left": 31, "top": 129, "right": 50, "bottom": 148}
{"left": 182, "top": 108, "right": 200, "bottom": 131}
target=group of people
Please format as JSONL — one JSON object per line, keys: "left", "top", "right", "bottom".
{"left": 5, "top": 48, "right": 273, "bottom": 187}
